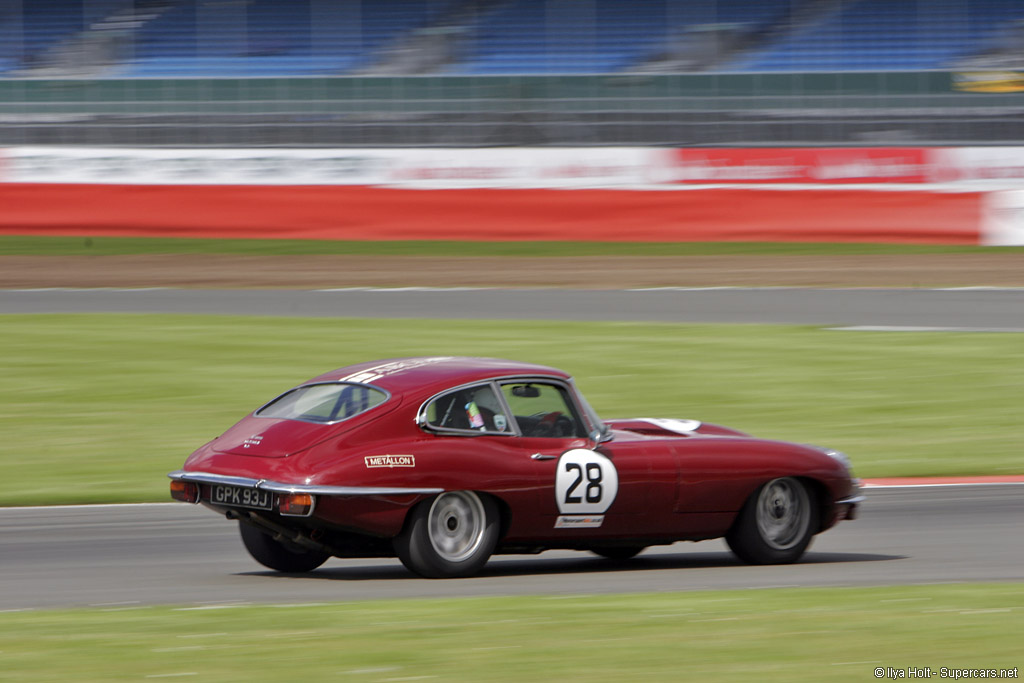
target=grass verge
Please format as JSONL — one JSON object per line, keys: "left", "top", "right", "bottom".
{"left": 1, "top": 314, "right": 1022, "bottom": 506}
{"left": 1, "top": 584, "right": 1021, "bottom": 682}
{"left": 4, "top": 235, "right": 1024, "bottom": 257}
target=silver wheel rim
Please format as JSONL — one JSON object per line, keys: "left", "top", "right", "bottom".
{"left": 427, "top": 491, "right": 486, "bottom": 562}
{"left": 755, "top": 478, "right": 810, "bottom": 551}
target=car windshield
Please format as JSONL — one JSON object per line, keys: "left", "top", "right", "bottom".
{"left": 572, "top": 382, "right": 609, "bottom": 440}
{"left": 256, "top": 383, "right": 388, "bottom": 424}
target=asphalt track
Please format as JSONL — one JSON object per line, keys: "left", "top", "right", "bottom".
{"left": 3, "top": 286, "right": 1024, "bottom": 330}
{"left": 1, "top": 485, "right": 1022, "bottom": 611}
{"left": 3, "top": 287, "right": 1023, "bottom": 610}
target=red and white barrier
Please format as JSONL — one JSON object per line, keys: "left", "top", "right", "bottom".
{"left": 0, "top": 183, "right": 983, "bottom": 243}
{"left": 0, "top": 146, "right": 1020, "bottom": 244}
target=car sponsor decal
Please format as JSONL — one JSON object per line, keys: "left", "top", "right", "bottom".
{"left": 341, "top": 357, "right": 455, "bottom": 385}
{"left": 364, "top": 455, "right": 416, "bottom": 469}
{"left": 555, "top": 515, "right": 605, "bottom": 529}
{"left": 554, "top": 449, "right": 618, "bottom": 525}
{"left": 242, "top": 435, "right": 263, "bottom": 448}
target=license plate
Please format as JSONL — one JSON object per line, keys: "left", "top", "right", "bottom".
{"left": 209, "top": 484, "right": 274, "bottom": 511}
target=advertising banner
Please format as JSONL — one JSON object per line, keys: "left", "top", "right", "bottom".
{"left": 667, "top": 148, "right": 930, "bottom": 184}
{"left": 2, "top": 146, "right": 1024, "bottom": 189}
{"left": 0, "top": 147, "right": 661, "bottom": 188}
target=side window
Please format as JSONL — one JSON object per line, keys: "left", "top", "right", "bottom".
{"left": 501, "top": 382, "right": 586, "bottom": 438}
{"left": 424, "top": 384, "right": 510, "bottom": 434}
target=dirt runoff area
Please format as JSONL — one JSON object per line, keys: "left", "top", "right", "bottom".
{"left": 4, "top": 252, "right": 1024, "bottom": 289}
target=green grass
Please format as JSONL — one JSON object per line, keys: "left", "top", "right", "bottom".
{"left": 1, "top": 585, "right": 1021, "bottom": 682}
{"left": 4, "top": 235, "right": 1024, "bottom": 257}
{"left": 1, "top": 314, "right": 1022, "bottom": 506}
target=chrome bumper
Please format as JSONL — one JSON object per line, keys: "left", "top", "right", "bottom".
{"left": 835, "top": 493, "right": 865, "bottom": 521}
{"left": 168, "top": 470, "right": 444, "bottom": 497}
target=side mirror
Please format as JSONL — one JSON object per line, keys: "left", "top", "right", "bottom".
{"left": 589, "top": 426, "right": 614, "bottom": 448}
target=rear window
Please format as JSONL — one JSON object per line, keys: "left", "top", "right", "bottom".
{"left": 256, "top": 383, "right": 388, "bottom": 424}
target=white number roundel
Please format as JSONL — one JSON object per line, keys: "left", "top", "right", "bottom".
{"left": 555, "top": 449, "right": 619, "bottom": 514}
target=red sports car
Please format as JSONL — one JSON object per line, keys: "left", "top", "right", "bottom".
{"left": 170, "top": 357, "right": 861, "bottom": 578}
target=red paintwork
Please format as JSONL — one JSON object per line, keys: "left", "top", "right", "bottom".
{"left": 179, "top": 356, "right": 858, "bottom": 552}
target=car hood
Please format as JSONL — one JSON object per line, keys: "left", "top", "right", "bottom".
{"left": 211, "top": 416, "right": 339, "bottom": 458}
{"left": 605, "top": 417, "right": 750, "bottom": 438}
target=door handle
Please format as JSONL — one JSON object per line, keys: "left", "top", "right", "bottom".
{"left": 530, "top": 453, "right": 557, "bottom": 461}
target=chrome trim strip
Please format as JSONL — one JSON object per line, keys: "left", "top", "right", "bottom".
{"left": 836, "top": 495, "right": 866, "bottom": 505}
{"left": 416, "top": 378, "right": 522, "bottom": 437}
{"left": 416, "top": 374, "right": 597, "bottom": 439}
{"left": 168, "top": 470, "right": 443, "bottom": 497}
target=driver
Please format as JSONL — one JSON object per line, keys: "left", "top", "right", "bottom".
{"left": 465, "top": 386, "right": 507, "bottom": 432}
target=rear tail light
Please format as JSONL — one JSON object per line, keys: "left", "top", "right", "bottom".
{"left": 279, "top": 493, "right": 315, "bottom": 517}
{"left": 170, "top": 480, "right": 200, "bottom": 504}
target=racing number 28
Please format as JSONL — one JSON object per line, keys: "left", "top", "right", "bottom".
{"left": 554, "top": 449, "right": 618, "bottom": 515}
{"left": 563, "top": 462, "right": 602, "bottom": 504}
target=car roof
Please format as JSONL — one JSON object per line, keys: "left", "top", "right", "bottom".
{"left": 303, "top": 357, "right": 571, "bottom": 397}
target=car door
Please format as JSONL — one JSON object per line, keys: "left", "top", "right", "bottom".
{"left": 498, "top": 380, "right": 658, "bottom": 538}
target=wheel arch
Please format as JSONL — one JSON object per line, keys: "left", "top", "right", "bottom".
{"left": 797, "top": 476, "right": 833, "bottom": 534}
{"left": 726, "top": 474, "right": 825, "bottom": 535}
{"left": 392, "top": 487, "right": 505, "bottom": 578}
{"left": 397, "top": 488, "right": 509, "bottom": 539}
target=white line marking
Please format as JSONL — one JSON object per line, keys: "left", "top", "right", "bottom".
{"left": 0, "top": 503, "right": 181, "bottom": 511}
{"left": 173, "top": 603, "right": 252, "bottom": 611}
{"left": 933, "top": 287, "right": 1024, "bottom": 291}
{"left": 8, "top": 287, "right": 172, "bottom": 292}
{"left": 627, "top": 286, "right": 745, "bottom": 291}
{"left": 829, "top": 326, "right": 1024, "bottom": 333}
{"left": 862, "top": 481, "right": 1024, "bottom": 488}
{"left": 315, "top": 287, "right": 486, "bottom": 293}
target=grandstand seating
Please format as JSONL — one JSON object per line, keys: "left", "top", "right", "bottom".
{"left": 124, "top": 0, "right": 446, "bottom": 77}
{"left": 0, "top": 0, "right": 127, "bottom": 72}
{"left": 447, "top": 0, "right": 792, "bottom": 74}
{"left": 1, "top": 0, "right": 1022, "bottom": 77}
{"left": 727, "top": 0, "right": 1024, "bottom": 72}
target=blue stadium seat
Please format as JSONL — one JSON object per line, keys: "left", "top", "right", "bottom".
{"left": 3, "top": 0, "right": 1022, "bottom": 77}
{"left": 0, "top": 0, "right": 131, "bottom": 73}
{"left": 121, "top": 0, "right": 445, "bottom": 77}
{"left": 727, "top": 0, "right": 1024, "bottom": 72}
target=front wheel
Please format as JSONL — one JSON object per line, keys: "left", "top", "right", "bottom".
{"left": 394, "top": 491, "right": 500, "bottom": 578}
{"left": 239, "top": 522, "right": 330, "bottom": 573}
{"left": 726, "top": 477, "right": 817, "bottom": 564}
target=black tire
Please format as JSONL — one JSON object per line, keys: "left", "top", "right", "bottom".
{"left": 394, "top": 491, "right": 500, "bottom": 578}
{"left": 238, "top": 522, "right": 330, "bottom": 573}
{"left": 591, "top": 546, "right": 646, "bottom": 561}
{"left": 726, "top": 477, "right": 818, "bottom": 565}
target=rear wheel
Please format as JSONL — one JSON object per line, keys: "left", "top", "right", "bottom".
{"left": 394, "top": 491, "right": 499, "bottom": 578}
{"left": 238, "top": 522, "right": 330, "bottom": 573}
{"left": 726, "top": 477, "right": 817, "bottom": 565}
